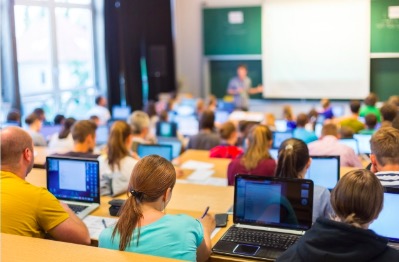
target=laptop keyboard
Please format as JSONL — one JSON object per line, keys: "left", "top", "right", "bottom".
{"left": 67, "top": 204, "right": 88, "bottom": 214}
{"left": 222, "top": 227, "right": 300, "bottom": 250}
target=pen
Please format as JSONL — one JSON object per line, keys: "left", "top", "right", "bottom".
{"left": 201, "top": 206, "right": 210, "bottom": 219}
{"left": 102, "top": 219, "right": 107, "bottom": 228}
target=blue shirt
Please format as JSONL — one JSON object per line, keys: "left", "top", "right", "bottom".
{"left": 227, "top": 76, "right": 252, "bottom": 109}
{"left": 99, "top": 214, "right": 203, "bottom": 261}
{"left": 293, "top": 128, "right": 318, "bottom": 144}
{"left": 313, "top": 185, "right": 334, "bottom": 223}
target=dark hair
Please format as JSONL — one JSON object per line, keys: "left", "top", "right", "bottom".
{"left": 219, "top": 121, "right": 236, "bottom": 140}
{"left": 58, "top": 118, "right": 76, "bottom": 139}
{"left": 199, "top": 110, "right": 215, "bottom": 130}
{"left": 393, "top": 115, "right": 399, "bottom": 130}
{"left": 365, "top": 114, "right": 377, "bottom": 129}
{"left": 33, "top": 108, "right": 44, "bottom": 116}
{"left": 53, "top": 114, "right": 65, "bottom": 125}
{"left": 159, "top": 110, "right": 169, "bottom": 122}
{"left": 95, "top": 95, "right": 104, "bottom": 105}
{"left": 25, "top": 113, "right": 40, "bottom": 125}
{"left": 6, "top": 109, "right": 21, "bottom": 123}
{"left": 71, "top": 120, "right": 97, "bottom": 143}
{"left": 364, "top": 93, "right": 378, "bottom": 106}
{"left": 380, "top": 103, "right": 397, "bottom": 122}
{"left": 296, "top": 113, "right": 308, "bottom": 127}
{"left": 349, "top": 100, "right": 361, "bottom": 114}
{"left": 112, "top": 155, "right": 176, "bottom": 250}
{"left": 143, "top": 101, "right": 157, "bottom": 118}
{"left": 276, "top": 138, "right": 309, "bottom": 179}
{"left": 107, "top": 121, "right": 131, "bottom": 171}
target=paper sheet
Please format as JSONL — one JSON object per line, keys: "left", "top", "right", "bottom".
{"left": 211, "top": 228, "right": 222, "bottom": 239}
{"left": 83, "top": 215, "right": 118, "bottom": 240}
{"left": 181, "top": 160, "right": 214, "bottom": 170}
{"left": 187, "top": 169, "right": 214, "bottom": 181}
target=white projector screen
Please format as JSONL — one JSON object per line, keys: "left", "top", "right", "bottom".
{"left": 262, "top": 0, "right": 370, "bottom": 99}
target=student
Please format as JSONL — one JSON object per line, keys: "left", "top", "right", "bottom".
{"left": 5, "top": 109, "right": 21, "bottom": 126}
{"left": 227, "top": 125, "right": 276, "bottom": 186}
{"left": 128, "top": 110, "right": 155, "bottom": 152}
{"left": 339, "top": 126, "right": 354, "bottom": 139}
{"left": 207, "top": 95, "right": 218, "bottom": 112}
{"left": 143, "top": 101, "right": 159, "bottom": 135}
{"left": 308, "top": 123, "right": 362, "bottom": 167}
{"left": 53, "top": 114, "right": 65, "bottom": 125}
{"left": 99, "top": 155, "right": 215, "bottom": 261}
{"left": 1, "top": 127, "right": 90, "bottom": 245}
{"left": 282, "top": 105, "right": 297, "bottom": 130}
{"left": 48, "top": 117, "right": 76, "bottom": 151}
{"left": 210, "top": 121, "right": 243, "bottom": 159}
{"left": 379, "top": 103, "right": 397, "bottom": 128}
{"left": 370, "top": 127, "right": 399, "bottom": 187}
{"left": 187, "top": 110, "right": 221, "bottom": 150}
{"left": 277, "top": 169, "right": 399, "bottom": 261}
{"left": 86, "top": 95, "right": 111, "bottom": 125}
{"left": 24, "top": 113, "right": 47, "bottom": 146}
{"left": 339, "top": 100, "right": 365, "bottom": 133}
{"left": 276, "top": 138, "right": 333, "bottom": 223}
{"left": 33, "top": 108, "right": 47, "bottom": 124}
{"left": 98, "top": 121, "right": 138, "bottom": 196}
{"left": 359, "top": 93, "right": 381, "bottom": 122}
{"left": 52, "top": 120, "right": 99, "bottom": 159}
{"left": 293, "top": 113, "right": 318, "bottom": 144}
{"left": 318, "top": 98, "right": 334, "bottom": 120}
{"left": 359, "top": 113, "right": 378, "bottom": 135}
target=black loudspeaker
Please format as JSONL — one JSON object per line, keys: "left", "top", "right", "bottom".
{"left": 148, "top": 45, "right": 167, "bottom": 77}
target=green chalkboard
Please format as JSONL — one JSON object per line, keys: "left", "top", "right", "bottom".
{"left": 203, "top": 7, "right": 262, "bottom": 55}
{"left": 209, "top": 60, "right": 262, "bottom": 99}
{"left": 371, "top": 0, "right": 399, "bottom": 52}
{"left": 371, "top": 58, "right": 399, "bottom": 101}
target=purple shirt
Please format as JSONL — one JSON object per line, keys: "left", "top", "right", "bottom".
{"left": 227, "top": 158, "right": 276, "bottom": 186}
{"left": 308, "top": 136, "right": 362, "bottom": 168}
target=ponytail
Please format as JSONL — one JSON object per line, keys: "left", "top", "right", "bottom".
{"left": 275, "top": 138, "right": 309, "bottom": 179}
{"left": 107, "top": 121, "right": 131, "bottom": 171}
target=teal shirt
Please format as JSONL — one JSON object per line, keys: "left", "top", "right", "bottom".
{"left": 99, "top": 214, "right": 204, "bottom": 261}
{"left": 358, "top": 129, "right": 376, "bottom": 135}
{"left": 359, "top": 105, "right": 382, "bottom": 122}
{"left": 293, "top": 128, "right": 318, "bottom": 144}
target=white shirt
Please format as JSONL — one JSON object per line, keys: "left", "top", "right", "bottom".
{"left": 48, "top": 133, "right": 74, "bottom": 152}
{"left": 87, "top": 105, "right": 111, "bottom": 125}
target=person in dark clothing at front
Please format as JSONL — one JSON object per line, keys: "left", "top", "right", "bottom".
{"left": 277, "top": 169, "right": 399, "bottom": 262}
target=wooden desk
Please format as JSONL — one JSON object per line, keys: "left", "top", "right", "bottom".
{"left": 178, "top": 149, "right": 231, "bottom": 179}
{"left": 1, "top": 233, "right": 178, "bottom": 262}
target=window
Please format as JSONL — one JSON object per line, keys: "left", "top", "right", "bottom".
{"left": 14, "top": 0, "right": 97, "bottom": 120}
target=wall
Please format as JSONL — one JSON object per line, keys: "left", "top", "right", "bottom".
{"left": 174, "top": 0, "right": 261, "bottom": 97}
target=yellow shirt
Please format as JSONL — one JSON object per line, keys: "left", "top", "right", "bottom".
{"left": 1, "top": 170, "right": 69, "bottom": 238}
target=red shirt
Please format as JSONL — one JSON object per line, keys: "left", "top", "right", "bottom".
{"left": 227, "top": 158, "right": 276, "bottom": 186}
{"left": 209, "top": 145, "right": 244, "bottom": 159}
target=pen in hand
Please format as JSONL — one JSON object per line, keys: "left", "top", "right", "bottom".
{"left": 102, "top": 219, "right": 107, "bottom": 228}
{"left": 201, "top": 206, "right": 210, "bottom": 219}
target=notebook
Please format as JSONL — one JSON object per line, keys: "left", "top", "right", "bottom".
{"left": 137, "top": 144, "right": 173, "bottom": 161}
{"left": 46, "top": 156, "right": 100, "bottom": 219}
{"left": 156, "top": 121, "right": 177, "bottom": 138}
{"left": 157, "top": 137, "right": 182, "bottom": 159}
{"left": 353, "top": 134, "right": 372, "bottom": 155}
{"left": 213, "top": 175, "right": 314, "bottom": 260}
{"left": 369, "top": 187, "right": 399, "bottom": 248}
{"left": 112, "top": 105, "right": 131, "bottom": 120}
{"left": 338, "top": 139, "right": 359, "bottom": 155}
{"left": 305, "top": 156, "right": 340, "bottom": 190}
{"left": 272, "top": 131, "right": 293, "bottom": 149}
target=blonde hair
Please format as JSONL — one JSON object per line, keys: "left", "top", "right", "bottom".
{"left": 283, "top": 105, "right": 294, "bottom": 121}
{"left": 370, "top": 127, "right": 399, "bottom": 166}
{"left": 107, "top": 121, "right": 132, "bottom": 171}
{"left": 241, "top": 125, "right": 272, "bottom": 170}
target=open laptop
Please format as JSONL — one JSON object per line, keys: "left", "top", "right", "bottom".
{"left": 213, "top": 175, "right": 314, "bottom": 260}
{"left": 112, "top": 105, "right": 131, "bottom": 120}
{"left": 215, "top": 110, "right": 230, "bottom": 124}
{"left": 173, "top": 115, "right": 199, "bottom": 137}
{"left": 305, "top": 156, "right": 340, "bottom": 190}
{"left": 269, "top": 148, "right": 279, "bottom": 160}
{"left": 40, "top": 125, "right": 62, "bottom": 141}
{"left": 272, "top": 131, "right": 293, "bottom": 149}
{"left": 339, "top": 139, "right": 359, "bottom": 155}
{"left": 96, "top": 125, "right": 109, "bottom": 145}
{"left": 274, "top": 120, "right": 287, "bottom": 132}
{"left": 353, "top": 134, "right": 372, "bottom": 155}
{"left": 156, "top": 121, "right": 177, "bottom": 138}
{"left": 157, "top": 137, "right": 182, "bottom": 159}
{"left": 369, "top": 187, "right": 399, "bottom": 249}
{"left": 137, "top": 144, "right": 173, "bottom": 161}
{"left": 46, "top": 156, "right": 100, "bottom": 219}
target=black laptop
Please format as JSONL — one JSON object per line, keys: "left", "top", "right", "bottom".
{"left": 213, "top": 175, "right": 314, "bottom": 260}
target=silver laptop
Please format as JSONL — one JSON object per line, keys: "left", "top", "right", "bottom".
{"left": 353, "top": 134, "right": 372, "bottom": 155}
{"left": 369, "top": 187, "right": 399, "bottom": 249}
{"left": 339, "top": 139, "right": 359, "bottom": 155}
{"left": 305, "top": 155, "right": 340, "bottom": 190}
{"left": 157, "top": 137, "right": 182, "bottom": 159}
{"left": 46, "top": 156, "right": 100, "bottom": 219}
{"left": 213, "top": 175, "right": 314, "bottom": 260}
{"left": 137, "top": 144, "right": 173, "bottom": 161}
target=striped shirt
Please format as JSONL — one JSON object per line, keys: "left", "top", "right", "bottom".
{"left": 375, "top": 171, "right": 399, "bottom": 187}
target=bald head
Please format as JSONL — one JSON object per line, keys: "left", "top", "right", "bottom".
{"left": 1, "top": 127, "right": 33, "bottom": 168}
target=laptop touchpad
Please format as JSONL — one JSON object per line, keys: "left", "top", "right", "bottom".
{"left": 233, "top": 244, "right": 260, "bottom": 255}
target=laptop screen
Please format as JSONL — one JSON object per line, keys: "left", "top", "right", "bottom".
{"left": 314, "top": 123, "right": 322, "bottom": 137}
{"left": 46, "top": 157, "right": 100, "bottom": 204}
{"left": 275, "top": 120, "right": 287, "bottom": 132}
{"left": 156, "top": 122, "right": 177, "bottom": 138}
{"left": 96, "top": 125, "right": 109, "bottom": 145}
{"left": 338, "top": 139, "right": 359, "bottom": 155}
{"left": 157, "top": 138, "right": 182, "bottom": 159}
{"left": 305, "top": 156, "right": 340, "bottom": 190}
{"left": 40, "top": 125, "right": 62, "bottom": 140}
{"left": 234, "top": 175, "right": 313, "bottom": 230}
{"left": 112, "top": 106, "right": 131, "bottom": 120}
{"left": 215, "top": 110, "right": 230, "bottom": 124}
{"left": 354, "top": 134, "right": 372, "bottom": 154}
{"left": 269, "top": 148, "right": 278, "bottom": 160}
{"left": 272, "top": 131, "right": 293, "bottom": 149}
{"left": 137, "top": 144, "right": 173, "bottom": 161}
{"left": 369, "top": 188, "right": 399, "bottom": 243}
{"left": 173, "top": 115, "right": 199, "bottom": 136}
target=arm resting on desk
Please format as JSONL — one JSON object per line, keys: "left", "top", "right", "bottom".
{"left": 197, "top": 214, "right": 216, "bottom": 262}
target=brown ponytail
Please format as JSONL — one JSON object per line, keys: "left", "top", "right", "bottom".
{"left": 112, "top": 155, "right": 176, "bottom": 250}
{"left": 275, "top": 138, "right": 309, "bottom": 179}
{"left": 107, "top": 121, "right": 131, "bottom": 171}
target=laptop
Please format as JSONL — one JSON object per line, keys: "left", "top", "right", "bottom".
{"left": 369, "top": 187, "right": 399, "bottom": 249}
{"left": 213, "top": 175, "right": 314, "bottom": 260}
{"left": 215, "top": 110, "right": 230, "bottom": 124}
{"left": 40, "top": 125, "right": 62, "bottom": 141}
{"left": 112, "top": 105, "right": 131, "bottom": 120}
{"left": 274, "top": 120, "right": 287, "bottom": 132}
{"left": 173, "top": 115, "right": 199, "bottom": 136}
{"left": 156, "top": 121, "right": 177, "bottom": 138}
{"left": 272, "top": 131, "right": 293, "bottom": 149}
{"left": 269, "top": 148, "right": 279, "bottom": 160}
{"left": 314, "top": 123, "right": 322, "bottom": 137}
{"left": 96, "top": 125, "right": 109, "bottom": 145}
{"left": 339, "top": 139, "right": 359, "bottom": 155}
{"left": 305, "top": 156, "right": 340, "bottom": 190}
{"left": 137, "top": 144, "right": 173, "bottom": 161}
{"left": 157, "top": 137, "right": 182, "bottom": 159}
{"left": 46, "top": 156, "right": 100, "bottom": 219}
{"left": 353, "top": 134, "right": 372, "bottom": 155}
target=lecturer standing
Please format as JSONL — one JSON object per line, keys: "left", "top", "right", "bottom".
{"left": 227, "top": 64, "right": 263, "bottom": 111}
